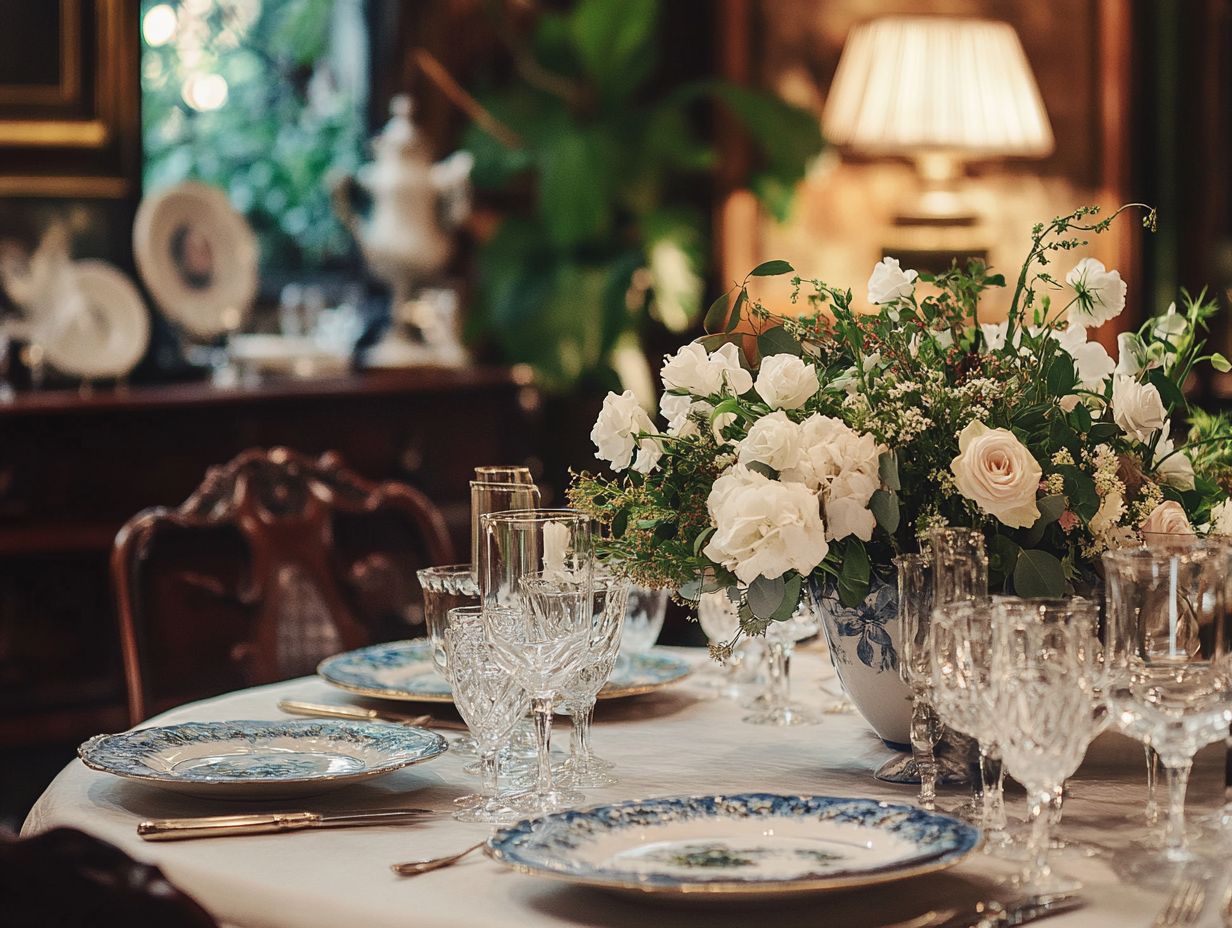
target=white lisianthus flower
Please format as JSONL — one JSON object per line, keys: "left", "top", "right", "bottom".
{"left": 791, "top": 414, "right": 883, "bottom": 541}
{"left": 1210, "top": 499, "right": 1232, "bottom": 536}
{"left": 703, "top": 465, "right": 829, "bottom": 584}
{"left": 867, "top": 257, "right": 918, "bottom": 305}
{"left": 1065, "top": 258, "right": 1127, "bottom": 328}
{"left": 659, "top": 392, "right": 710, "bottom": 438}
{"left": 1111, "top": 375, "right": 1168, "bottom": 443}
{"left": 980, "top": 322, "right": 1010, "bottom": 353}
{"left": 1115, "top": 332, "right": 1148, "bottom": 377}
{"left": 950, "top": 421, "right": 1042, "bottom": 529}
{"left": 1141, "top": 500, "right": 1195, "bottom": 537}
{"left": 1152, "top": 427, "right": 1196, "bottom": 491}
{"left": 1152, "top": 302, "right": 1188, "bottom": 346}
{"left": 737, "top": 411, "right": 802, "bottom": 472}
{"left": 754, "top": 354, "right": 817, "bottom": 410}
{"left": 591, "top": 390, "right": 660, "bottom": 472}
{"left": 661, "top": 342, "right": 752, "bottom": 397}
{"left": 1054, "top": 325, "right": 1115, "bottom": 394}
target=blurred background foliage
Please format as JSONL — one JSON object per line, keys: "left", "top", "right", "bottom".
{"left": 141, "top": 0, "right": 369, "bottom": 272}
{"left": 463, "top": 0, "right": 824, "bottom": 394}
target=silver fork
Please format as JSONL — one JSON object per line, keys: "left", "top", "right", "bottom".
{"left": 1153, "top": 877, "right": 1207, "bottom": 928}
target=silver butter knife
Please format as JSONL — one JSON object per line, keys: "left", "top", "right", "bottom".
{"left": 138, "top": 808, "right": 435, "bottom": 841}
{"left": 883, "top": 893, "right": 1082, "bottom": 928}
{"left": 278, "top": 699, "right": 469, "bottom": 731}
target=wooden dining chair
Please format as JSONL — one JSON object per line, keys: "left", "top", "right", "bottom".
{"left": 112, "top": 447, "right": 454, "bottom": 724}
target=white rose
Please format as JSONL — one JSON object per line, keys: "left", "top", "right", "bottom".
{"left": 737, "top": 411, "right": 802, "bottom": 472}
{"left": 1141, "top": 500, "right": 1194, "bottom": 538}
{"left": 1152, "top": 428, "right": 1195, "bottom": 491}
{"left": 702, "top": 466, "right": 829, "bottom": 584}
{"left": 1065, "top": 258, "right": 1127, "bottom": 328}
{"left": 1210, "top": 499, "right": 1232, "bottom": 536}
{"left": 950, "top": 421, "right": 1042, "bottom": 529}
{"left": 661, "top": 342, "right": 752, "bottom": 397}
{"left": 754, "top": 354, "right": 817, "bottom": 410}
{"left": 791, "top": 414, "right": 883, "bottom": 541}
{"left": 1111, "top": 375, "right": 1167, "bottom": 443}
{"left": 660, "top": 392, "right": 710, "bottom": 437}
{"left": 590, "top": 390, "right": 659, "bottom": 472}
{"left": 867, "top": 257, "right": 918, "bottom": 305}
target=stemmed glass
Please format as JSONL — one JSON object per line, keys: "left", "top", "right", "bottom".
{"left": 555, "top": 574, "right": 629, "bottom": 787}
{"left": 896, "top": 554, "right": 941, "bottom": 810}
{"left": 989, "top": 597, "right": 1097, "bottom": 892}
{"left": 698, "top": 591, "right": 754, "bottom": 699}
{"left": 619, "top": 585, "right": 668, "bottom": 658}
{"left": 743, "top": 598, "right": 820, "bottom": 726}
{"left": 480, "top": 509, "right": 593, "bottom": 814}
{"left": 441, "top": 607, "right": 530, "bottom": 823}
{"left": 1102, "top": 540, "right": 1232, "bottom": 863}
{"left": 928, "top": 527, "right": 1006, "bottom": 836}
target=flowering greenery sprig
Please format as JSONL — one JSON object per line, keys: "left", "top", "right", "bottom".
{"left": 569, "top": 205, "right": 1232, "bottom": 644}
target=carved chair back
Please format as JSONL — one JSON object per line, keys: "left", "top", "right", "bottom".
{"left": 112, "top": 448, "right": 453, "bottom": 723}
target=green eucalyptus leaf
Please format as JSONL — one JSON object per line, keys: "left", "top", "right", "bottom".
{"left": 989, "top": 534, "right": 1022, "bottom": 580}
{"left": 878, "top": 452, "right": 901, "bottom": 492}
{"left": 757, "top": 326, "right": 802, "bottom": 358}
{"left": 770, "top": 573, "right": 804, "bottom": 621}
{"left": 869, "top": 489, "right": 900, "bottom": 534}
{"left": 1036, "top": 494, "right": 1067, "bottom": 527}
{"left": 747, "top": 574, "right": 787, "bottom": 619}
{"left": 678, "top": 577, "right": 702, "bottom": 602}
{"left": 837, "top": 540, "right": 871, "bottom": 609}
{"left": 748, "top": 259, "right": 795, "bottom": 278}
{"left": 692, "top": 526, "right": 715, "bottom": 555}
{"left": 1013, "top": 549, "right": 1066, "bottom": 598}
{"left": 745, "top": 461, "right": 779, "bottom": 480}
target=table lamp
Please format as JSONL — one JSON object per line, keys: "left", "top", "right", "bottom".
{"left": 823, "top": 16, "right": 1054, "bottom": 242}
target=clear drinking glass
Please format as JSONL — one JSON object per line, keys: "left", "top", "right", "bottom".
{"left": 743, "top": 598, "right": 820, "bottom": 726}
{"left": 470, "top": 481, "right": 541, "bottom": 580}
{"left": 618, "top": 584, "right": 669, "bottom": 659}
{"left": 897, "top": 554, "right": 942, "bottom": 810}
{"left": 990, "top": 597, "right": 1096, "bottom": 892}
{"left": 555, "top": 574, "right": 629, "bottom": 787}
{"left": 418, "top": 564, "right": 482, "bottom": 757}
{"left": 1103, "top": 541, "right": 1232, "bottom": 862}
{"left": 442, "top": 607, "right": 530, "bottom": 823}
{"left": 928, "top": 527, "right": 1001, "bottom": 832}
{"left": 479, "top": 509, "right": 593, "bottom": 814}
{"left": 473, "top": 466, "right": 535, "bottom": 485}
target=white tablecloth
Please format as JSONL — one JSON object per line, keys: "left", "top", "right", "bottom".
{"left": 23, "top": 646, "right": 1229, "bottom": 928}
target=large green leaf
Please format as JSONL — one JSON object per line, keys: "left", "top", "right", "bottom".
{"left": 748, "top": 259, "right": 794, "bottom": 277}
{"left": 569, "top": 0, "right": 659, "bottom": 101}
{"left": 748, "top": 574, "right": 787, "bottom": 619}
{"left": 537, "top": 128, "right": 612, "bottom": 248}
{"left": 869, "top": 489, "right": 900, "bottom": 535}
{"left": 1013, "top": 549, "right": 1066, "bottom": 598}
{"left": 757, "top": 326, "right": 802, "bottom": 358}
{"left": 837, "top": 540, "right": 871, "bottom": 608}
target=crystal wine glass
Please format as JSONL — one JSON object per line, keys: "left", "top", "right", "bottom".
{"left": 989, "top": 596, "right": 1097, "bottom": 892}
{"left": 896, "top": 553, "right": 942, "bottom": 810}
{"left": 1102, "top": 540, "right": 1232, "bottom": 863}
{"left": 441, "top": 607, "right": 530, "bottom": 823}
{"left": 743, "top": 597, "right": 820, "bottom": 726}
{"left": 555, "top": 574, "right": 629, "bottom": 787}
{"left": 928, "top": 527, "right": 1002, "bottom": 831}
{"left": 479, "top": 509, "right": 593, "bottom": 814}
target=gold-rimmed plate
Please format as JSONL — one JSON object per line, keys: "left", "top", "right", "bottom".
{"left": 317, "top": 640, "right": 691, "bottom": 703}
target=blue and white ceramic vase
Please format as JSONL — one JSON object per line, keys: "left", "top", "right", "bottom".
{"left": 810, "top": 574, "right": 912, "bottom": 749}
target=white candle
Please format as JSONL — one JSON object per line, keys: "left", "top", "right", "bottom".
{"left": 542, "top": 521, "right": 569, "bottom": 575}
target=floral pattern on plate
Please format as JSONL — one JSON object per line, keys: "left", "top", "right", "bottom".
{"left": 486, "top": 793, "right": 979, "bottom": 898}
{"left": 318, "top": 640, "right": 690, "bottom": 702}
{"left": 78, "top": 719, "right": 447, "bottom": 798}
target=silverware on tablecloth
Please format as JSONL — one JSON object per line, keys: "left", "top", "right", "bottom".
{"left": 883, "top": 892, "right": 1082, "bottom": 928}
{"left": 1152, "top": 876, "right": 1207, "bottom": 928}
{"left": 138, "top": 808, "right": 435, "bottom": 841}
{"left": 390, "top": 842, "right": 486, "bottom": 876}
{"left": 277, "top": 699, "right": 468, "bottom": 730}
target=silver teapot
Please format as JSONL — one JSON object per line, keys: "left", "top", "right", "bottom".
{"left": 332, "top": 95, "right": 472, "bottom": 312}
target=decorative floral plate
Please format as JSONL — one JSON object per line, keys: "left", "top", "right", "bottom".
{"left": 317, "top": 640, "right": 691, "bottom": 703}
{"left": 485, "top": 793, "right": 979, "bottom": 900}
{"left": 78, "top": 720, "right": 447, "bottom": 799}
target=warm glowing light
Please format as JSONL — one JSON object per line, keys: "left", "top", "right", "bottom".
{"left": 142, "top": 5, "right": 178, "bottom": 47}
{"left": 182, "top": 73, "right": 229, "bottom": 111}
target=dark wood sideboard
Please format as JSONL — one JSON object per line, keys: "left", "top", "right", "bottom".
{"left": 0, "top": 367, "right": 539, "bottom": 747}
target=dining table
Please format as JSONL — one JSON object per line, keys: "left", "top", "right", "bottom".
{"left": 23, "top": 644, "right": 1230, "bottom": 928}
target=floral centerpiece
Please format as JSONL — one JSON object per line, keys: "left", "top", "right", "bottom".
{"left": 569, "top": 205, "right": 1232, "bottom": 743}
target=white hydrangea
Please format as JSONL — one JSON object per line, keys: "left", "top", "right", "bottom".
{"left": 789, "top": 414, "right": 883, "bottom": 542}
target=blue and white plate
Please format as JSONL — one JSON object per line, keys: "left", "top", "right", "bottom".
{"left": 486, "top": 793, "right": 979, "bottom": 900}
{"left": 317, "top": 640, "right": 691, "bottom": 703}
{"left": 78, "top": 719, "right": 447, "bottom": 799}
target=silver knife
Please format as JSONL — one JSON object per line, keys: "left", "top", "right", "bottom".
{"left": 881, "top": 893, "right": 1082, "bottom": 928}
{"left": 277, "top": 699, "right": 469, "bottom": 731}
{"left": 138, "top": 808, "right": 435, "bottom": 841}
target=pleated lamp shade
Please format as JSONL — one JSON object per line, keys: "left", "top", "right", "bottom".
{"left": 823, "top": 16, "right": 1054, "bottom": 159}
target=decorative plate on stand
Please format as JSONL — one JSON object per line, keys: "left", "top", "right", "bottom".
{"left": 38, "top": 260, "right": 150, "bottom": 380}
{"left": 133, "top": 181, "right": 259, "bottom": 340}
